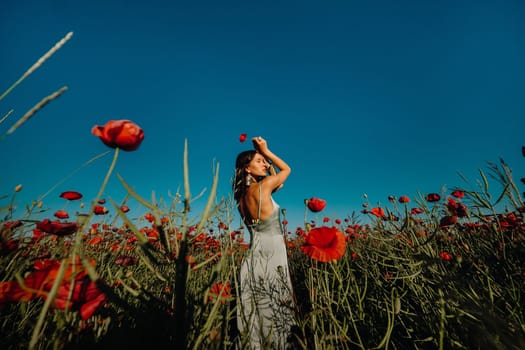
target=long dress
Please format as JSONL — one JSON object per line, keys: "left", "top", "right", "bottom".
{"left": 237, "top": 185, "right": 295, "bottom": 349}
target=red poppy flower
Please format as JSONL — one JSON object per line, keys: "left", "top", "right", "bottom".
{"left": 239, "top": 133, "right": 247, "bottom": 142}
{"left": 60, "top": 191, "right": 83, "bottom": 200}
{"left": 98, "top": 199, "right": 106, "bottom": 204}
{"left": 439, "top": 215, "right": 458, "bottom": 227}
{"left": 450, "top": 190, "right": 465, "bottom": 199}
{"left": 446, "top": 198, "right": 468, "bottom": 218}
{"left": 0, "top": 258, "right": 107, "bottom": 320}
{"left": 301, "top": 226, "right": 347, "bottom": 263}
{"left": 370, "top": 207, "right": 386, "bottom": 219}
{"left": 87, "top": 236, "right": 102, "bottom": 245}
{"left": 144, "top": 212, "right": 155, "bottom": 223}
{"left": 120, "top": 205, "right": 130, "bottom": 213}
{"left": 398, "top": 196, "right": 410, "bottom": 203}
{"left": 32, "top": 229, "right": 44, "bottom": 240}
{"left": 306, "top": 197, "right": 326, "bottom": 212}
{"left": 410, "top": 207, "right": 424, "bottom": 215}
{"left": 0, "top": 239, "right": 19, "bottom": 255}
{"left": 54, "top": 210, "right": 69, "bottom": 219}
{"left": 426, "top": 193, "right": 441, "bottom": 202}
{"left": 36, "top": 219, "right": 79, "bottom": 236}
{"left": 3, "top": 220, "right": 23, "bottom": 230}
{"left": 439, "top": 251, "right": 453, "bottom": 261}
{"left": 93, "top": 206, "right": 108, "bottom": 215}
{"left": 91, "top": 119, "right": 144, "bottom": 151}
{"left": 208, "top": 282, "right": 232, "bottom": 304}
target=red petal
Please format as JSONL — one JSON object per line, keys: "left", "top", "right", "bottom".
{"left": 60, "top": 191, "right": 83, "bottom": 200}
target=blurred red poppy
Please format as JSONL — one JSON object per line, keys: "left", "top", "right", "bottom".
{"left": 411, "top": 207, "right": 424, "bottom": 215}
{"left": 87, "top": 236, "right": 102, "bottom": 245}
{"left": 144, "top": 212, "right": 155, "bottom": 223}
{"left": 439, "top": 215, "right": 458, "bottom": 227}
{"left": 0, "top": 239, "right": 19, "bottom": 255}
{"left": 60, "top": 191, "right": 83, "bottom": 200}
{"left": 450, "top": 190, "right": 465, "bottom": 199}
{"left": 239, "top": 133, "right": 247, "bottom": 142}
{"left": 3, "top": 220, "right": 23, "bottom": 230}
{"left": 0, "top": 258, "right": 107, "bottom": 320}
{"left": 439, "top": 251, "right": 453, "bottom": 261}
{"left": 208, "top": 282, "right": 232, "bottom": 304}
{"left": 91, "top": 119, "right": 144, "bottom": 151}
{"left": 301, "top": 226, "right": 347, "bottom": 263}
{"left": 93, "top": 206, "right": 108, "bottom": 215}
{"left": 398, "top": 196, "right": 410, "bottom": 203}
{"left": 54, "top": 210, "right": 69, "bottom": 219}
{"left": 98, "top": 199, "right": 106, "bottom": 204}
{"left": 370, "top": 207, "right": 386, "bottom": 219}
{"left": 120, "top": 205, "right": 130, "bottom": 213}
{"left": 306, "top": 197, "right": 326, "bottom": 212}
{"left": 32, "top": 229, "right": 44, "bottom": 240}
{"left": 36, "top": 219, "right": 78, "bottom": 236}
{"left": 426, "top": 193, "right": 441, "bottom": 202}
{"left": 446, "top": 198, "right": 468, "bottom": 218}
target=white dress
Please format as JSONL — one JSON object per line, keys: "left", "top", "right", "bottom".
{"left": 237, "top": 185, "right": 295, "bottom": 349}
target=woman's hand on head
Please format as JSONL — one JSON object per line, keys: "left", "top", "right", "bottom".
{"left": 252, "top": 136, "right": 268, "bottom": 153}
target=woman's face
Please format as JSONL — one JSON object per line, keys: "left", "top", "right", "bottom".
{"left": 245, "top": 153, "right": 269, "bottom": 177}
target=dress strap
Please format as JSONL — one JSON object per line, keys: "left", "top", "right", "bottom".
{"left": 257, "top": 182, "right": 262, "bottom": 221}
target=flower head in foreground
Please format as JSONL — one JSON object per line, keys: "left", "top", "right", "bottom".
{"left": 36, "top": 219, "right": 78, "bottom": 236}
{"left": 301, "top": 226, "right": 347, "bottom": 262}
{"left": 306, "top": 197, "right": 327, "bottom": 212}
{"left": 239, "top": 133, "right": 247, "bottom": 142}
{"left": 91, "top": 119, "right": 144, "bottom": 151}
{"left": 0, "top": 258, "right": 107, "bottom": 320}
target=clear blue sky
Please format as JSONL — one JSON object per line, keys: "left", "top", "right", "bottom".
{"left": 2, "top": 0, "right": 524, "bottom": 231}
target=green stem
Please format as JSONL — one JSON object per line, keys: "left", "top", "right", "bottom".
{"left": 73, "top": 147, "right": 120, "bottom": 255}
{"left": 29, "top": 259, "right": 68, "bottom": 350}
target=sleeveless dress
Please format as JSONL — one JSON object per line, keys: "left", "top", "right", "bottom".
{"left": 237, "top": 184, "right": 295, "bottom": 349}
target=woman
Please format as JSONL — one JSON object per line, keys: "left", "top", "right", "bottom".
{"left": 233, "top": 136, "right": 295, "bottom": 349}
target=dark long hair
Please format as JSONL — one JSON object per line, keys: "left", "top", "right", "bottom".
{"left": 233, "top": 150, "right": 257, "bottom": 203}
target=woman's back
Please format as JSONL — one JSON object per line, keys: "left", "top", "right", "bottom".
{"left": 233, "top": 136, "right": 295, "bottom": 349}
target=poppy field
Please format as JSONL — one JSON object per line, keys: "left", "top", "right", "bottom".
{"left": 2, "top": 34, "right": 525, "bottom": 350}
